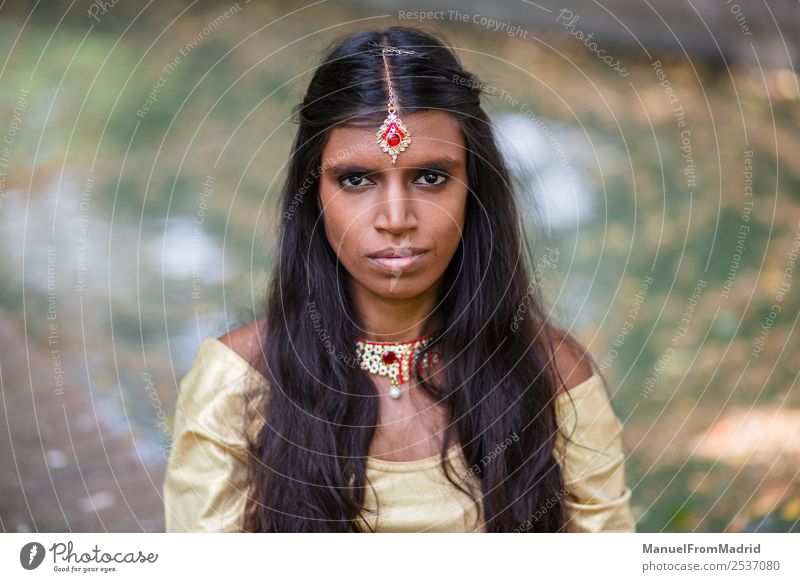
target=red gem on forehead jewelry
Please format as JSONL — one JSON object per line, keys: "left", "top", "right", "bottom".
{"left": 382, "top": 350, "right": 398, "bottom": 365}
{"left": 382, "top": 121, "right": 404, "bottom": 144}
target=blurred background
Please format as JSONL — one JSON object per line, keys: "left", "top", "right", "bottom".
{"left": 0, "top": 0, "right": 798, "bottom": 533}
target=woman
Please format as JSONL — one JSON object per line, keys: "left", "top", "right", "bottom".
{"left": 163, "top": 25, "right": 635, "bottom": 533}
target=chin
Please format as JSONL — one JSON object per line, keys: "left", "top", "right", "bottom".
{"left": 374, "top": 281, "right": 424, "bottom": 299}
{"left": 361, "top": 276, "right": 436, "bottom": 300}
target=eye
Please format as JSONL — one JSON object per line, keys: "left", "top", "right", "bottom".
{"left": 338, "top": 174, "right": 373, "bottom": 190}
{"left": 415, "top": 170, "right": 449, "bottom": 187}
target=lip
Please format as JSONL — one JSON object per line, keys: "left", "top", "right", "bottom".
{"left": 368, "top": 247, "right": 428, "bottom": 259}
{"left": 367, "top": 250, "right": 428, "bottom": 271}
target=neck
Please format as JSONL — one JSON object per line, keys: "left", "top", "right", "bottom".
{"left": 353, "top": 283, "right": 442, "bottom": 343}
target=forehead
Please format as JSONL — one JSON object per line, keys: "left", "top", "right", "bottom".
{"left": 321, "top": 110, "right": 465, "bottom": 168}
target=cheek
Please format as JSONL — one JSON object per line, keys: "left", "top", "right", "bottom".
{"left": 319, "top": 192, "right": 362, "bottom": 257}
{"left": 429, "top": 195, "right": 467, "bottom": 254}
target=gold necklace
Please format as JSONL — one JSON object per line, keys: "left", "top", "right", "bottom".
{"left": 355, "top": 330, "right": 442, "bottom": 399}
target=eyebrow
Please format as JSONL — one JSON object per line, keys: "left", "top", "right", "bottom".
{"left": 322, "top": 155, "right": 463, "bottom": 176}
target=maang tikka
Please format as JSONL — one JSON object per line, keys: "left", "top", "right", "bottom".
{"left": 372, "top": 43, "right": 416, "bottom": 164}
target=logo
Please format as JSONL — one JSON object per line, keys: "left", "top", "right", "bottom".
{"left": 20, "top": 542, "right": 46, "bottom": 570}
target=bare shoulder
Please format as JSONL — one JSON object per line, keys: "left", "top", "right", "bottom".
{"left": 546, "top": 327, "right": 594, "bottom": 395}
{"left": 217, "top": 318, "right": 267, "bottom": 364}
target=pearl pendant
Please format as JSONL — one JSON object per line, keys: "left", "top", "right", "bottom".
{"left": 389, "top": 386, "right": 401, "bottom": 399}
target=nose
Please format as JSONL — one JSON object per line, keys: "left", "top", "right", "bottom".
{"left": 372, "top": 174, "right": 418, "bottom": 234}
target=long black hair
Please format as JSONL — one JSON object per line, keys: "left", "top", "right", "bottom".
{"left": 241, "top": 25, "right": 587, "bottom": 532}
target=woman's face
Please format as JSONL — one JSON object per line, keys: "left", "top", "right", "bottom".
{"left": 318, "top": 110, "right": 468, "bottom": 301}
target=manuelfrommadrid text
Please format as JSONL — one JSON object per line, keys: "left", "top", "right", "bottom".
{"left": 643, "top": 543, "right": 761, "bottom": 554}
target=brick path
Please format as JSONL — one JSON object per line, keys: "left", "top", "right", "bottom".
{"left": 0, "top": 312, "right": 165, "bottom": 532}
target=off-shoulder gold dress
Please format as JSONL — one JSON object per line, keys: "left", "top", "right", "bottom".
{"left": 163, "top": 338, "right": 636, "bottom": 532}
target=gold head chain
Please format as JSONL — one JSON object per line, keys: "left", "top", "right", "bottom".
{"left": 371, "top": 42, "right": 417, "bottom": 164}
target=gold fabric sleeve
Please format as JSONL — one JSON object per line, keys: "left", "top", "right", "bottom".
{"left": 554, "top": 374, "right": 636, "bottom": 532}
{"left": 163, "top": 339, "right": 254, "bottom": 532}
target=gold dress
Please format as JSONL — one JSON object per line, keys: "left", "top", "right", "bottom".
{"left": 163, "top": 338, "right": 636, "bottom": 532}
